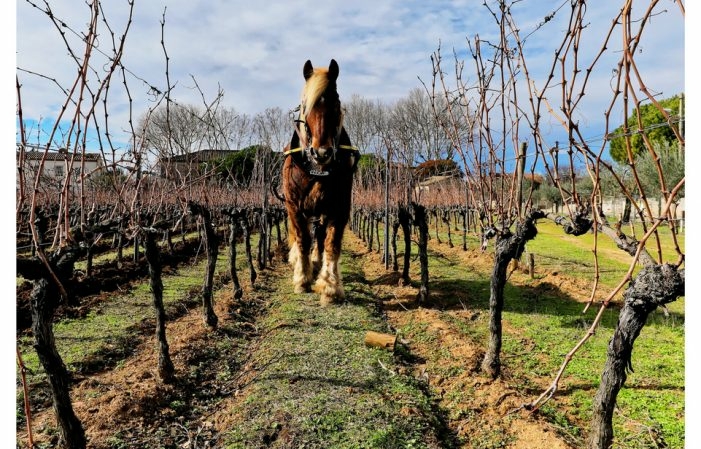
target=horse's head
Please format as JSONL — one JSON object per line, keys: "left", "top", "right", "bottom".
{"left": 297, "top": 59, "right": 343, "bottom": 167}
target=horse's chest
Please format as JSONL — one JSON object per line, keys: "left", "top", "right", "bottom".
{"left": 303, "top": 181, "right": 333, "bottom": 213}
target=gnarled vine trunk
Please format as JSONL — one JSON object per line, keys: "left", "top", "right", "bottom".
{"left": 482, "top": 210, "right": 544, "bottom": 378}
{"left": 412, "top": 203, "right": 429, "bottom": 303}
{"left": 588, "top": 264, "right": 684, "bottom": 449}
{"left": 226, "top": 212, "right": 244, "bottom": 300}
{"left": 189, "top": 202, "right": 219, "bottom": 328}
{"left": 18, "top": 247, "right": 86, "bottom": 449}
{"left": 398, "top": 206, "right": 412, "bottom": 285}
{"left": 240, "top": 213, "right": 257, "bottom": 285}
{"left": 143, "top": 231, "right": 175, "bottom": 383}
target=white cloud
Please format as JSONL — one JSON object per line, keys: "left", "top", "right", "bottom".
{"left": 16, "top": 0, "right": 684, "bottom": 151}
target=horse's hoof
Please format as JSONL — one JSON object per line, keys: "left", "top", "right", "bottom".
{"left": 319, "top": 293, "right": 336, "bottom": 307}
{"left": 294, "top": 284, "right": 311, "bottom": 294}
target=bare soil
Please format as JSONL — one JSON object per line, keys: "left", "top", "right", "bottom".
{"left": 18, "top": 231, "right": 591, "bottom": 448}
{"left": 352, "top": 236, "right": 579, "bottom": 449}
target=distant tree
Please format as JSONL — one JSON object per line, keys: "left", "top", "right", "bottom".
{"left": 414, "top": 159, "right": 462, "bottom": 182}
{"left": 636, "top": 140, "right": 685, "bottom": 199}
{"left": 87, "top": 168, "right": 127, "bottom": 190}
{"left": 344, "top": 94, "right": 386, "bottom": 155}
{"left": 390, "top": 88, "right": 456, "bottom": 164}
{"left": 214, "top": 145, "right": 259, "bottom": 186}
{"left": 138, "top": 103, "right": 252, "bottom": 161}
{"left": 532, "top": 183, "right": 561, "bottom": 208}
{"left": 253, "top": 107, "right": 288, "bottom": 154}
{"left": 355, "top": 153, "right": 387, "bottom": 188}
{"left": 608, "top": 95, "right": 683, "bottom": 164}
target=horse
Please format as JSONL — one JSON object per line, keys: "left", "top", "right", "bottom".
{"left": 281, "top": 59, "right": 359, "bottom": 305}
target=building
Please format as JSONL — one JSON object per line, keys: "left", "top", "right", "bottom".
{"left": 157, "top": 149, "right": 236, "bottom": 180}
{"left": 17, "top": 149, "right": 104, "bottom": 188}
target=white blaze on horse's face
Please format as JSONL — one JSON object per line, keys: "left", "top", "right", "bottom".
{"left": 307, "top": 99, "right": 334, "bottom": 165}
{"left": 301, "top": 59, "right": 342, "bottom": 167}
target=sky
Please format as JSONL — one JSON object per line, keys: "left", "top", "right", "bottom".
{"left": 7, "top": 1, "right": 697, "bottom": 444}
{"left": 13, "top": 0, "right": 685, "bottom": 158}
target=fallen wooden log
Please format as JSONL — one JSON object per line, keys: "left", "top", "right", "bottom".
{"left": 364, "top": 331, "right": 397, "bottom": 351}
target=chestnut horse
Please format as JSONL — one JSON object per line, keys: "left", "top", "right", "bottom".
{"left": 282, "top": 59, "right": 359, "bottom": 305}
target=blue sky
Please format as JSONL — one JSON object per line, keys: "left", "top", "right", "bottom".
{"left": 14, "top": 0, "right": 685, "bottom": 160}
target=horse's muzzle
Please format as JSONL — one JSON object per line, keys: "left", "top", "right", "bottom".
{"left": 310, "top": 147, "right": 333, "bottom": 164}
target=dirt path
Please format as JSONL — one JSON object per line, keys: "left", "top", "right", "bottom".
{"left": 20, "top": 238, "right": 453, "bottom": 448}
{"left": 19, "top": 230, "right": 605, "bottom": 448}
{"left": 343, "top": 232, "right": 577, "bottom": 449}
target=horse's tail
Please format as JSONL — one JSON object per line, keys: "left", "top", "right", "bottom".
{"left": 271, "top": 177, "right": 285, "bottom": 203}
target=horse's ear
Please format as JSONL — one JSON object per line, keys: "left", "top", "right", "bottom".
{"left": 328, "top": 59, "right": 339, "bottom": 82}
{"left": 303, "top": 60, "right": 314, "bottom": 80}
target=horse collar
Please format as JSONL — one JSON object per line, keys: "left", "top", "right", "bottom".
{"left": 285, "top": 123, "right": 337, "bottom": 177}
{"left": 301, "top": 155, "right": 332, "bottom": 177}
{"left": 309, "top": 168, "right": 330, "bottom": 177}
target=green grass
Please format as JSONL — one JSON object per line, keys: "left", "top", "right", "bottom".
{"left": 401, "top": 218, "right": 684, "bottom": 291}
{"left": 18, "top": 218, "right": 684, "bottom": 448}
{"left": 72, "top": 229, "right": 205, "bottom": 272}
{"left": 524, "top": 221, "right": 684, "bottom": 290}
{"left": 221, "top": 247, "right": 451, "bottom": 448}
{"left": 17, "top": 246, "right": 239, "bottom": 386}
{"left": 17, "top": 229, "right": 205, "bottom": 286}
{"left": 383, "top": 220, "right": 685, "bottom": 448}
{"left": 18, "top": 231, "right": 454, "bottom": 448}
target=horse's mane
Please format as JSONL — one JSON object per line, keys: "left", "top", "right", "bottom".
{"left": 301, "top": 68, "right": 332, "bottom": 119}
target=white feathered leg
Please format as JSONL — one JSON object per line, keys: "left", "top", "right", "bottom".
{"left": 289, "top": 243, "right": 312, "bottom": 293}
{"left": 314, "top": 251, "right": 344, "bottom": 306}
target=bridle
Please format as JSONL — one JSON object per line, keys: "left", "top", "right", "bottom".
{"left": 283, "top": 104, "right": 358, "bottom": 176}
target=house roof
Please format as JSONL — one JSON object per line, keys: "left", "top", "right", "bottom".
{"left": 492, "top": 172, "right": 544, "bottom": 184}
{"left": 162, "top": 149, "right": 236, "bottom": 163}
{"left": 18, "top": 150, "right": 102, "bottom": 162}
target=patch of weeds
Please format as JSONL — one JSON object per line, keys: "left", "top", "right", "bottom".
{"left": 614, "top": 389, "right": 685, "bottom": 448}
{"left": 169, "top": 399, "right": 188, "bottom": 414}
{"left": 400, "top": 321, "right": 436, "bottom": 345}
{"left": 364, "top": 424, "right": 424, "bottom": 449}
{"left": 471, "top": 427, "right": 517, "bottom": 449}
{"left": 15, "top": 390, "right": 26, "bottom": 423}
{"left": 106, "top": 431, "right": 132, "bottom": 449}
{"left": 447, "top": 406, "right": 475, "bottom": 421}
{"left": 442, "top": 313, "right": 487, "bottom": 342}
{"left": 443, "top": 383, "right": 473, "bottom": 403}
{"left": 538, "top": 403, "right": 582, "bottom": 442}
{"left": 216, "top": 369, "right": 233, "bottom": 383}
{"left": 614, "top": 417, "right": 673, "bottom": 449}
{"left": 306, "top": 409, "right": 347, "bottom": 437}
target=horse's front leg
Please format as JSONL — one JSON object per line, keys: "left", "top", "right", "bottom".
{"left": 288, "top": 214, "right": 313, "bottom": 293}
{"left": 314, "top": 221, "right": 345, "bottom": 306}
{"left": 310, "top": 221, "right": 326, "bottom": 277}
